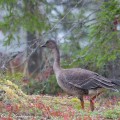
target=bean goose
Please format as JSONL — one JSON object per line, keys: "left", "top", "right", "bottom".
{"left": 41, "top": 40, "right": 120, "bottom": 111}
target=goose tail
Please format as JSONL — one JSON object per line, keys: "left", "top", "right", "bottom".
{"left": 111, "top": 79, "right": 120, "bottom": 92}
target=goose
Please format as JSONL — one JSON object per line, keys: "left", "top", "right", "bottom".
{"left": 41, "top": 40, "right": 120, "bottom": 111}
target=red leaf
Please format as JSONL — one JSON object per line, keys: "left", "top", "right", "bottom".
{"left": 63, "top": 113, "right": 70, "bottom": 120}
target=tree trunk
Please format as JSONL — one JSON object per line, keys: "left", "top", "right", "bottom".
{"left": 27, "top": 32, "right": 43, "bottom": 78}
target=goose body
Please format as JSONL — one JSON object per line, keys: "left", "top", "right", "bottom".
{"left": 55, "top": 68, "right": 105, "bottom": 95}
{"left": 42, "top": 40, "right": 120, "bottom": 111}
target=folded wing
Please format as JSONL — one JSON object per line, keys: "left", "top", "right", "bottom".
{"left": 63, "top": 69, "right": 118, "bottom": 91}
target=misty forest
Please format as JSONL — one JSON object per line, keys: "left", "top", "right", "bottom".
{"left": 0, "top": 0, "right": 120, "bottom": 119}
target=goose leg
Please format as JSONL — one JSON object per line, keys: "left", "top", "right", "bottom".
{"left": 79, "top": 96, "right": 84, "bottom": 110}
{"left": 90, "top": 92, "right": 102, "bottom": 111}
{"left": 90, "top": 99, "right": 94, "bottom": 111}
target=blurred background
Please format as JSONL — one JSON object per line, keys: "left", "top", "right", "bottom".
{"left": 0, "top": 0, "right": 120, "bottom": 95}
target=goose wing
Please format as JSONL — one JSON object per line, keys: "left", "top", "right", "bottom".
{"left": 62, "top": 68, "right": 117, "bottom": 91}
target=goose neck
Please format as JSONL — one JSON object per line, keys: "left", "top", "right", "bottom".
{"left": 52, "top": 47, "right": 61, "bottom": 71}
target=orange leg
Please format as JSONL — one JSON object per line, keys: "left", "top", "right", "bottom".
{"left": 90, "top": 93, "right": 102, "bottom": 111}
{"left": 90, "top": 99, "right": 94, "bottom": 111}
{"left": 79, "top": 96, "right": 84, "bottom": 110}
{"left": 81, "top": 100, "right": 84, "bottom": 110}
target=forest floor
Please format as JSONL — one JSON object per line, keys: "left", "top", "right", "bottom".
{"left": 0, "top": 94, "right": 120, "bottom": 120}
{"left": 0, "top": 80, "right": 120, "bottom": 120}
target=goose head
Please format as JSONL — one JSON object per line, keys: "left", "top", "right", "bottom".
{"left": 41, "top": 40, "right": 57, "bottom": 49}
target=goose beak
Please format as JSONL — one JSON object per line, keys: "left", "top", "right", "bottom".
{"left": 41, "top": 44, "right": 46, "bottom": 47}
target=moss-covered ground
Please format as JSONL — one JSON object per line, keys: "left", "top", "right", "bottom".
{"left": 0, "top": 79, "right": 120, "bottom": 120}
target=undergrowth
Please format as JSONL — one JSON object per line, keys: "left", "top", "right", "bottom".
{"left": 0, "top": 75, "right": 120, "bottom": 120}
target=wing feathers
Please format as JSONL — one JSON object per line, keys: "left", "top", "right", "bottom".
{"left": 93, "top": 77, "right": 114, "bottom": 87}
{"left": 68, "top": 74, "right": 116, "bottom": 90}
{"left": 62, "top": 69, "right": 119, "bottom": 91}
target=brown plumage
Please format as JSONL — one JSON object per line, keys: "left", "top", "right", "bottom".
{"left": 42, "top": 40, "right": 120, "bottom": 111}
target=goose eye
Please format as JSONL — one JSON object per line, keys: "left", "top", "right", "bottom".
{"left": 48, "top": 42, "right": 52, "bottom": 46}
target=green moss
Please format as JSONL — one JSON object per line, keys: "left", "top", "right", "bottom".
{"left": 0, "top": 77, "right": 30, "bottom": 106}
{"left": 103, "top": 107, "right": 120, "bottom": 119}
